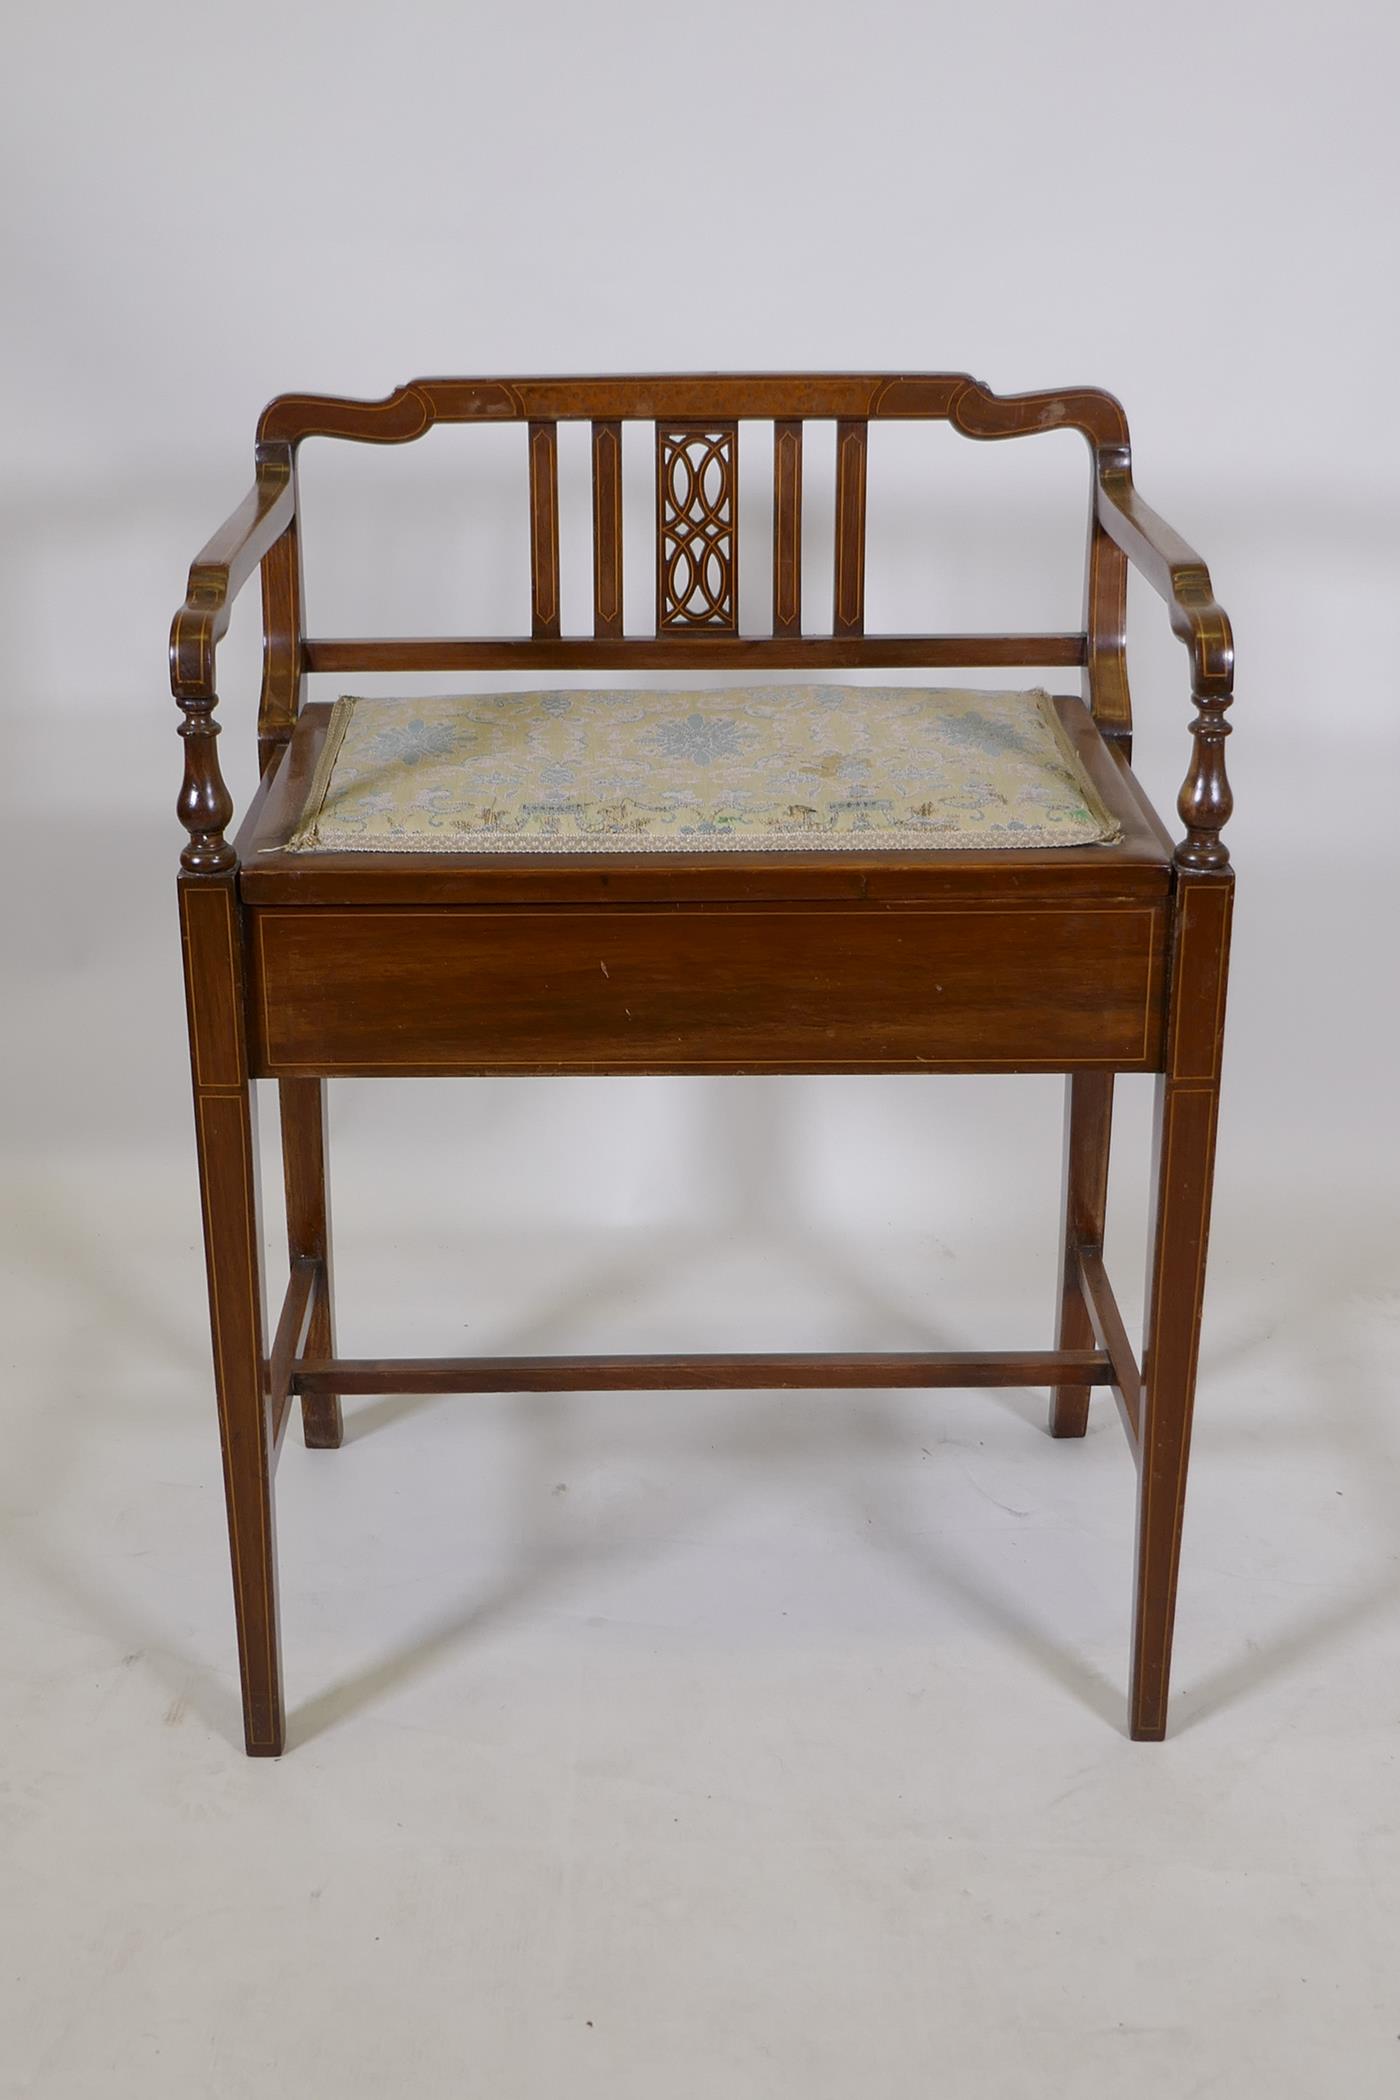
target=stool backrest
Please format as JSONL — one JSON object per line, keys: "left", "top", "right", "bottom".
{"left": 252, "top": 375, "right": 1135, "bottom": 754}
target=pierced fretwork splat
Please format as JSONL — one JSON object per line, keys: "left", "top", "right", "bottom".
{"left": 656, "top": 424, "right": 738, "bottom": 632}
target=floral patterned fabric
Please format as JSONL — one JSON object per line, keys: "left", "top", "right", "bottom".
{"left": 285, "top": 686, "right": 1120, "bottom": 855}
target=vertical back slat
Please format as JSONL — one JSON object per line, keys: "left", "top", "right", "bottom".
{"left": 833, "top": 418, "right": 868, "bottom": 636}
{"left": 1083, "top": 508, "right": 1132, "bottom": 738}
{"left": 527, "top": 420, "right": 560, "bottom": 637}
{"left": 257, "top": 485, "right": 305, "bottom": 769}
{"left": 591, "top": 419, "right": 624, "bottom": 638}
{"left": 772, "top": 420, "right": 803, "bottom": 637}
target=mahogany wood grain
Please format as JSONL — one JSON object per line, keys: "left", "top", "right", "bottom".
{"left": 302, "top": 633, "right": 1087, "bottom": 674}
{"left": 293, "top": 1350, "right": 1115, "bottom": 1397}
{"left": 179, "top": 873, "right": 282, "bottom": 1755}
{"left": 1050, "top": 1071, "right": 1115, "bottom": 1438}
{"left": 255, "top": 373, "right": 1131, "bottom": 442}
{"left": 268, "top": 1258, "right": 318, "bottom": 1455}
{"left": 1096, "top": 462, "right": 1234, "bottom": 868}
{"left": 1076, "top": 1243, "right": 1143, "bottom": 1456}
{"left": 1131, "top": 870, "right": 1234, "bottom": 1739}
{"left": 247, "top": 901, "right": 1167, "bottom": 1079}
{"left": 832, "top": 419, "right": 868, "bottom": 636}
{"left": 591, "top": 419, "right": 624, "bottom": 638}
{"left": 256, "top": 447, "right": 306, "bottom": 770}
{"left": 278, "top": 1078, "right": 341, "bottom": 1448}
{"left": 527, "top": 421, "right": 561, "bottom": 639}
{"left": 772, "top": 419, "right": 803, "bottom": 636}
{"left": 1083, "top": 496, "right": 1131, "bottom": 739}
{"left": 172, "top": 467, "right": 294, "bottom": 703}
{"left": 172, "top": 372, "right": 1235, "bottom": 1752}
{"left": 656, "top": 423, "right": 739, "bottom": 632}
{"left": 1095, "top": 468, "right": 1229, "bottom": 671}
{"left": 176, "top": 375, "right": 1203, "bottom": 876}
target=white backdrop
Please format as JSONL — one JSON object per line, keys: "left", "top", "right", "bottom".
{"left": 4, "top": 4, "right": 1400, "bottom": 2095}
{"left": 4, "top": 0, "right": 1397, "bottom": 1209}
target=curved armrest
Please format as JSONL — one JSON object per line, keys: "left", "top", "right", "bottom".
{"left": 1095, "top": 461, "right": 1235, "bottom": 873}
{"left": 170, "top": 465, "right": 295, "bottom": 701}
{"left": 1096, "top": 465, "right": 1232, "bottom": 696}
{"left": 171, "top": 463, "right": 295, "bottom": 873}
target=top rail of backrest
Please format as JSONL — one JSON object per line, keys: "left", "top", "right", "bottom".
{"left": 256, "top": 373, "right": 1130, "bottom": 452}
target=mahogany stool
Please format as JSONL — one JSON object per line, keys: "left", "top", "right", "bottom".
{"left": 171, "top": 374, "right": 1234, "bottom": 1754}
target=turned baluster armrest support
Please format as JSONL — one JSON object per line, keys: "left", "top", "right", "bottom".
{"left": 1095, "top": 457, "right": 1235, "bottom": 872}
{"left": 170, "top": 462, "right": 297, "bottom": 872}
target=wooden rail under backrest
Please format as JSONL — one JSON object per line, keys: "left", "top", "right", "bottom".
{"left": 170, "top": 374, "right": 1234, "bottom": 875}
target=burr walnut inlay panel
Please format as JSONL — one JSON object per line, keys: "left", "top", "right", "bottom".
{"left": 656, "top": 423, "right": 738, "bottom": 632}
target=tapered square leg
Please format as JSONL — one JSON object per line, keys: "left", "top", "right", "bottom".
{"left": 1130, "top": 874, "right": 1233, "bottom": 1741}
{"left": 279, "top": 1077, "right": 342, "bottom": 1449}
{"left": 1050, "top": 1071, "right": 1114, "bottom": 1438}
{"left": 181, "top": 876, "right": 284, "bottom": 1755}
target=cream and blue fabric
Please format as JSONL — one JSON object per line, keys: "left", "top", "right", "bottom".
{"left": 286, "top": 685, "right": 1120, "bottom": 855}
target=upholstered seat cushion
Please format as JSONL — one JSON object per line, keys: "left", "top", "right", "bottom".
{"left": 286, "top": 685, "right": 1121, "bottom": 855}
